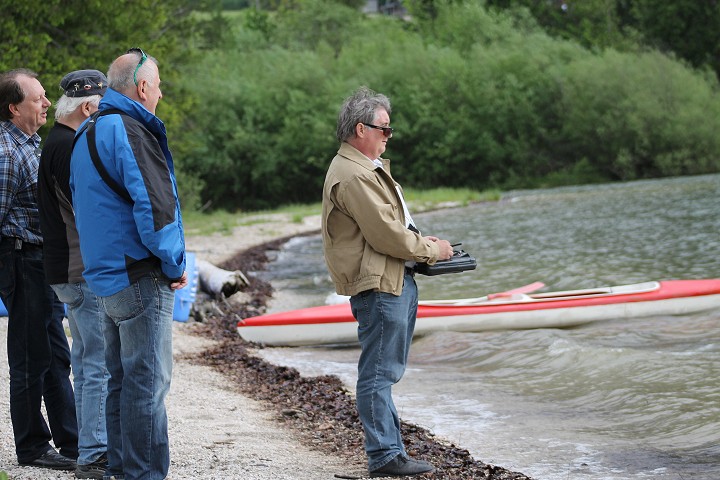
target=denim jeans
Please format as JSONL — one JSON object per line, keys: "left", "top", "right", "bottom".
{"left": 0, "top": 238, "right": 78, "bottom": 463}
{"left": 350, "top": 273, "right": 419, "bottom": 472}
{"left": 52, "top": 282, "right": 108, "bottom": 466}
{"left": 99, "top": 271, "right": 174, "bottom": 480}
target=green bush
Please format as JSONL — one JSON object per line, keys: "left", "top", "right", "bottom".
{"left": 557, "top": 49, "right": 720, "bottom": 180}
{"left": 181, "top": 39, "right": 343, "bottom": 209}
{"left": 176, "top": 0, "right": 720, "bottom": 211}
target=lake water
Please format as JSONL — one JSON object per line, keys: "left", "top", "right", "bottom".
{"left": 255, "top": 174, "right": 720, "bottom": 480}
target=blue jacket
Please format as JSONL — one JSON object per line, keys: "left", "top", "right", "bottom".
{"left": 70, "top": 88, "right": 185, "bottom": 297}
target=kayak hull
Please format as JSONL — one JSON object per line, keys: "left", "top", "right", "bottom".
{"left": 236, "top": 279, "right": 720, "bottom": 346}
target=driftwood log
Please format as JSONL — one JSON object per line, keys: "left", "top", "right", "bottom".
{"left": 196, "top": 259, "right": 249, "bottom": 298}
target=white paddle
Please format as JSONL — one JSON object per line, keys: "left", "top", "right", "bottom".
{"left": 419, "top": 281, "right": 546, "bottom": 306}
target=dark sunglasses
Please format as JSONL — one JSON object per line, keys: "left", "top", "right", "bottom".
{"left": 127, "top": 48, "right": 147, "bottom": 86}
{"left": 363, "top": 123, "right": 394, "bottom": 138}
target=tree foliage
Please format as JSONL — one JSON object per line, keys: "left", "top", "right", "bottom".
{"left": 629, "top": 1, "right": 720, "bottom": 74}
{"left": 0, "top": 0, "right": 227, "bottom": 208}
{"left": 484, "top": 0, "right": 720, "bottom": 77}
{"left": 5, "top": 0, "right": 720, "bottom": 212}
{"left": 178, "top": 0, "right": 720, "bottom": 210}
{"left": 0, "top": 0, "right": 210, "bottom": 87}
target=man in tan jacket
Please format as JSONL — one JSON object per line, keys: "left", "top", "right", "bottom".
{"left": 322, "top": 86, "right": 453, "bottom": 478}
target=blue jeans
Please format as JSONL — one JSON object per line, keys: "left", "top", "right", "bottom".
{"left": 52, "top": 282, "right": 108, "bottom": 466}
{"left": 0, "top": 238, "right": 78, "bottom": 463}
{"left": 99, "top": 271, "right": 174, "bottom": 480}
{"left": 350, "top": 273, "right": 419, "bottom": 472}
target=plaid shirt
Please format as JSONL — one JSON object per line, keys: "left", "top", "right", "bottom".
{"left": 0, "top": 120, "right": 42, "bottom": 245}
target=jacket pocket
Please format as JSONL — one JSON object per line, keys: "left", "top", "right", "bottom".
{"left": 325, "top": 246, "right": 363, "bottom": 284}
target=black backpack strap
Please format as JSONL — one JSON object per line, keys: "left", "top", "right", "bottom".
{"left": 73, "top": 109, "right": 133, "bottom": 204}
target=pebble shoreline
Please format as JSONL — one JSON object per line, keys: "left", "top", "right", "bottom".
{"left": 189, "top": 237, "right": 534, "bottom": 480}
{"left": 0, "top": 213, "right": 534, "bottom": 479}
{"left": 0, "top": 319, "right": 351, "bottom": 479}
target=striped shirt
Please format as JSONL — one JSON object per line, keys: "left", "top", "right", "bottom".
{"left": 0, "top": 120, "right": 43, "bottom": 245}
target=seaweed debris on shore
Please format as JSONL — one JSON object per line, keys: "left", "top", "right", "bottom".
{"left": 184, "top": 237, "right": 534, "bottom": 480}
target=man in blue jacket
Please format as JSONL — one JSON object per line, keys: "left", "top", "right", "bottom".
{"left": 70, "top": 49, "right": 187, "bottom": 480}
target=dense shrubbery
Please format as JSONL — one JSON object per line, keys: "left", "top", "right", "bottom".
{"left": 6, "top": 0, "right": 719, "bottom": 211}
{"left": 0, "top": 0, "right": 218, "bottom": 151}
{"left": 177, "top": 0, "right": 720, "bottom": 210}
{"left": 484, "top": 0, "right": 720, "bottom": 78}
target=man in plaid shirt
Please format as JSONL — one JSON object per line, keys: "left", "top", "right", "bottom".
{"left": 0, "top": 68, "right": 78, "bottom": 471}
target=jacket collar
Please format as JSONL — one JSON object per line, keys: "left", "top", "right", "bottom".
{"left": 98, "top": 88, "right": 167, "bottom": 138}
{"left": 337, "top": 142, "right": 391, "bottom": 175}
{"left": 96, "top": 88, "right": 173, "bottom": 172}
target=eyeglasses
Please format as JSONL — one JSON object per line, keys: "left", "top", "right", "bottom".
{"left": 363, "top": 123, "right": 394, "bottom": 138}
{"left": 127, "top": 48, "right": 147, "bottom": 86}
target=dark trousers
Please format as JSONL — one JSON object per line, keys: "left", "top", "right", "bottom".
{"left": 0, "top": 238, "right": 78, "bottom": 462}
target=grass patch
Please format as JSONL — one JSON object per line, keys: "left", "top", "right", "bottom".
{"left": 403, "top": 187, "right": 501, "bottom": 212}
{"left": 183, "top": 203, "right": 322, "bottom": 236}
{"left": 183, "top": 189, "right": 498, "bottom": 236}
{"left": 275, "top": 203, "right": 322, "bottom": 223}
{"left": 182, "top": 209, "right": 263, "bottom": 236}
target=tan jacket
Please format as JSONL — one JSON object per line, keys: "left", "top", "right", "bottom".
{"left": 321, "top": 142, "right": 440, "bottom": 296}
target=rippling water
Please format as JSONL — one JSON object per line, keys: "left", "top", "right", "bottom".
{"left": 257, "top": 174, "right": 720, "bottom": 479}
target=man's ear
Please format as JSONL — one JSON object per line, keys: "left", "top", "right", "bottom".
{"left": 8, "top": 103, "right": 20, "bottom": 118}
{"left": 137, "top": 80, "right": 147, "bottom": 101}
{"left": 355, "top": 122, "right": 365, "bottom": 138}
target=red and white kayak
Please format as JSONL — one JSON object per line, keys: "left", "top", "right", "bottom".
{"left": 236, "top": 279, "right": 720, "bottom": 346}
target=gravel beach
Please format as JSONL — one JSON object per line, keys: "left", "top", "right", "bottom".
{"left": 0, "top": 213, "right": 351, "bottom": 479}
{"left": 1, "top": 212, "right": 533, "bottom": 480}
{"left": 0, "top": 320, "right": 354, "bottom": 480}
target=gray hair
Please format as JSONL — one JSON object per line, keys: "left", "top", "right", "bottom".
{"left": 54, "top": 94, "right": 102, "bottom": 120}
{"left": 107, "top": 50, "right": 158, "bottom": 91}
{"left": 336, "top": 86, "right": 391, "bottom": 143}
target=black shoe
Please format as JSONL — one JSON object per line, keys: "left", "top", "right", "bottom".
{"left": 370, "top": 455, "right": 435, "bottom": 478}
{"left": 75, "top": 453, "right": 107, "bottom": 479}
{"left": 19, "top": 448, "right": 76, "bottom": 471}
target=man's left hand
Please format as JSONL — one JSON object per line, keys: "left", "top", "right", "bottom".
{"left": 170, "top": 271, "right": 188, "bottom": 290}
{"left": 425, "top": 236, "right": 454, "bottom": 260}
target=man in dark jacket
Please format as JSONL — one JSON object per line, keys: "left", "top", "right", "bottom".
{"left": 38, "top": 69, "right": 110, "bottom": 479}
{"left": 70, "top": 49, "right": 187, "bottom": 480}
